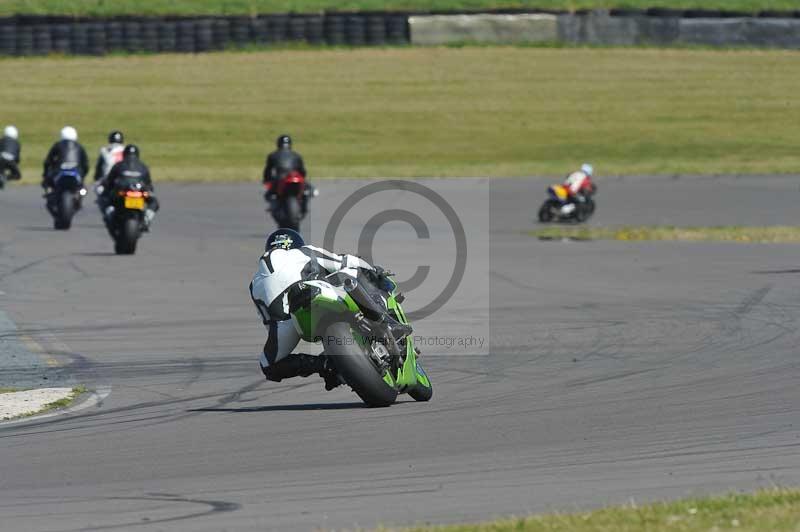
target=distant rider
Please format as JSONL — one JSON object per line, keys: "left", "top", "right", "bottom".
{"left": 101, "top": 144, "right": 159, "bottom": 229}
{"left": 94, "top": 130, "right": 126, "bottom": 215}
{"left": 94, "top": 130, "right": 126, "bottom": 182}
{"left": 0, "top": 125, "right": 21, "bottom": 182}
{"left": 262, "top": 134, "right": 311, "bottom": 211}
{"left": 563, "top": 163, "right": 596, "bottom": 203}
{"left": 42, "top": 126, "right": 89, "bottom": 189}
{"left": 249, "top": 228, "right": 411, "bottom": 388}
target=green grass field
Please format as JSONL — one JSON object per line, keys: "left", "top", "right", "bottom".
{"left": 3, "top": 46, "right": 799, "bottom": 181}
{"left": 389, "top": 488, "right": 800, "bottom": 531}
{"left": 1, "top": 1, "right": 798, "bottom": 16}
{"left": 531, "top": 225, "right": 800, "bottom": 243}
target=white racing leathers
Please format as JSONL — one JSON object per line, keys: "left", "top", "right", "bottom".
{"left": 249, "top": 245, "right": 374, "bottom": 371}
{"left": 97, "top": 143, "right": 125, "bottom": 181}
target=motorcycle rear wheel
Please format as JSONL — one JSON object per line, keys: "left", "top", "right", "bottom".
{"left": 54, "top": 191, "right": 74, "bottom": 230}
{"left": 323, "top": 322, "right": 398, "bottom": 407}
{"left": 285, "top": 195, "right": 301, "bottom": 231}
{"left": 114, "top": 217, "right": 140, "bottom": 255}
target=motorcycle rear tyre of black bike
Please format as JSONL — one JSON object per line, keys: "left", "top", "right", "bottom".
{"left": 323, "top": 322, "right": 398, "bottom": 407}
{"left": 114, "top": 217, "right": 140, "bottom": 255}
{"left": 54, "top": 192, "right": 74, "bottom": 230}
{"left": 538, "top": 201, "right": 555, "bottom": 223}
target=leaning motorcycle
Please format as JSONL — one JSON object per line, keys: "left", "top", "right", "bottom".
{"left": 265, "top": 170, "right": 317, "bottom": 231}
{"left": 287, "top": 271, "right": 433, "bottom": 407}
{"left": 537, "top": 184, "right": 596, "bottom": 223}
{"left": 46, "top": 167, "right": 87, "bottom": 230}
{"left": 104, "top": 177, "right": 151, "bottom": 255}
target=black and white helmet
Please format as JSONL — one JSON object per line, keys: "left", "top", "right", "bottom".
{"left": 265, "top": 228, "right": 304, "bottom": 252}
{"left": 108, "top": 130, "right": 124, "bottom": 144}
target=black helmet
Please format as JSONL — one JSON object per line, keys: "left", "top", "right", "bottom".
{"left": 123, "top": 144, "right": 139, "bottom": 159}
{"left": 276, "top": 134, "right": 292, "bottom": 149}
{"left": 265, "top": 228, "right": 304, "bottom": 252}
{"left": 108, "top": 130, "right": 124, "bottom": 144}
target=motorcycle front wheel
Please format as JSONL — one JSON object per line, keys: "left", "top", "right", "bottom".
{"left": 538, "top": 201, "right": 555, "bottom": 223}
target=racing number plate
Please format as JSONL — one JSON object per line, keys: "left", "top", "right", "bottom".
{"left": 124, "top": 197, "right": 145, "bottom": 210}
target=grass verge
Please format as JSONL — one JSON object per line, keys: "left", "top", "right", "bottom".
{"left": 1, "top": 1, "right": 797, "bottom": 17}
{"left": 3, "top": 47, "right": 800, "bottom": 181}
{"left": 531, "top": 225, "right": 800, "bottom": 243}
{"left": 1, "top": 385, "right": 88, "bottom": 421}
{"left": 39, "top": 385, "right": 88, "bottom": 413}
{"left": 390, "top": 488, "right": 800, "bottom": 531}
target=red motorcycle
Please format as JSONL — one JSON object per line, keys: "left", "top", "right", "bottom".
{"left": 264, "top": 170, "right": 317, "bottom": 231}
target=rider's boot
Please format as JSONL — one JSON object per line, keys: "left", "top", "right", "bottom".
{"left": 262, "top": 353, "right": 325, "bottom": 382}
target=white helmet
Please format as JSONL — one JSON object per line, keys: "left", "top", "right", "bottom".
{"left": 60, "top": 126, "right": 78, "bottom": 141}
{"left": 3, "top": 125, "right": 18, "bottom": 139}
{"left": 581, "top": 163, "right": 594, "bottom": 176}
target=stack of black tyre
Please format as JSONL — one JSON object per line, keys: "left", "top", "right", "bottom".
{"left": 0, "top": 13, "right": 411, "bottom": 57}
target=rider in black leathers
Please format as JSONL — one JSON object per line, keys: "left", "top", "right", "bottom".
{"left": 0, "top": 126, "right": 21, "bottom": 182}
{"left": 101, "top": 144, "right": 159, "bottom": 228}
{"left": 42, "top": 127, "right": 89, "bottom": 189}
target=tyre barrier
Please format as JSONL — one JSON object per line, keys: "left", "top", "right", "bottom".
{"left": 176, "top": 20, "right": 195, "bottom": 53}
{"left": 71, "top": 23, "right": 89, "bottom": 55}
{"left": 267, "top": 14, "right": 289, "bottom": 43}
{"left": 230, "top": 17, "right": 251, "bottom": 44}
{"left": 2, "top": 11, "right": 798, "bottom": 56}
{"left": 194, "top": 19, "right": 213, "bottom": 52}
{"left": 140, "top": 20, "right": 158, "bottom": 52}
{"left": 250, "top": 17, "right": 268, "bottom": 44}
{"left": 123, "top": 20, "right": 142, "bottom": 52}
{"left": 306, "top": 15, "right": 324, "bottom": 44}
{"left": 33, "top": 24, "right": 52, "bottom": 55}
{"left": 212, "top": 18, "right": 230, "bottom": 49}
{"left": 324, "top": 15, "right": 346, "bottom": 45}
{"left": 87, "top": 22, "right": 105, "bottom": 55}
{"left": 0, "top": 24, "right": 16, "bottom": 55}
{"left": 345, "top": 15, "right": 366, "bottom": 46}
{"left": 157, "top": 20, "right": 177, "bottom": 53}
{"left": 51, "top": 23, "right": 70, "bottom": 54}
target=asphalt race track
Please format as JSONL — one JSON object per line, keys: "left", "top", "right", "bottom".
{"left": 0, "top": 175, "right": 799, "bottom": 531}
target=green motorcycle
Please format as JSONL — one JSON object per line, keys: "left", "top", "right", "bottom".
{"left": 287, "top": 271, "right": 433, "bottom": 407}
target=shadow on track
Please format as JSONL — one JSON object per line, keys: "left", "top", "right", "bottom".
{"left": 188, "top": 402, "right": 366, "bottom": 413}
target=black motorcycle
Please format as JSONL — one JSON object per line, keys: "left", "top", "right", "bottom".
{"left": 0, "top": 156, "right": 19, "bottom": 189}
{"left": 46, "top": 168, "right": 86, "bottom": 230}
{"left": 106, "top": 177, "right": 151, "bottom": 255}
{"left": 538, "top": 184, "right": 596, "bottom": 224}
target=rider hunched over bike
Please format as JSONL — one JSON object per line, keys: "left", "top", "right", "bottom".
{"left": 42, "top": 126, "right": 89, "bottom": 190}
{"left": 563, "top": 163, "right": 596, "bottom": 203}
{"left": 262, "top": 134, "right": 314, "bottom": 210}
{"left": 0, "top": 125, "right": 21, "bottom": 182}
{"left": 101, "top": 144, "right": 159, "bottom": 228}
{"left": 249, "top": 228, "right": 411, "bottom": 389}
